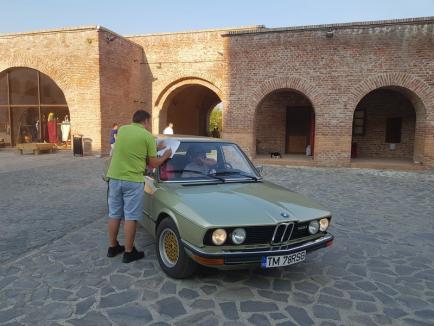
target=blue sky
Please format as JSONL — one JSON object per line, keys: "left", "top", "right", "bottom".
{"left": 1, "top": 0, "right": 433, "bottom": 35}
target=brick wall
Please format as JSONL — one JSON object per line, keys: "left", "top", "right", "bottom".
{"left": 127, "top": 29, "right": 228, "bottom": 134}
{"left": 98, "top": 29, "right": 144, "bottom": 154}
{"left": 353, "top": 89, "right": 416, "bottom": 159}
{"left": 0, "top": 27, "right": 102, "bottom": 154}
{"left": 1, "top": 19, "right": 433, "bottom": 168}
{"left": 223, "top": 18, "right": 434, "bottom": 167}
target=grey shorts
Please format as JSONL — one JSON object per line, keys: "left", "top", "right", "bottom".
{"left": 108, "top": 179, "right": 144, "bottom": 220}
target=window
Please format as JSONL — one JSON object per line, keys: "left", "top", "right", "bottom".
{"left": 0, "top": 68, "right": 69, "bottom": 146}
{"left": 158, "top": 142, "right": 258, "bottom": 182}
{"left": 352, "top": 109, "right": 366, "bottom": 136}
{"left": 385, "top": 117, "right": 402, "bottom": 143}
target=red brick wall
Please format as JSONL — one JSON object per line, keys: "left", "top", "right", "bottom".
{"left": 353, "top": 89, "right": 416, "bottom": 159}
{"left": 223, "top": 18, "right": 434, "bottom": 167}
{"left": 0, "top": 27, "right": 102, "bottom": 154}
{"left": 98, "top": 30, "right": 145, "bottom": 154}
{"left": 2, "top": 19, "right": 433, "bottom": 168}
{"left": 127, "top": 29, "right": 228, "bottom": 134}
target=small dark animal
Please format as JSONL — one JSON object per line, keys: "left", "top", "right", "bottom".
{"left": 270, "top": 152, "right": 281, "bottom": 159}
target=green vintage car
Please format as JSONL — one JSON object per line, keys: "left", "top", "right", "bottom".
{"left": 141, "top": 136, "right": 333, "bottom": 278}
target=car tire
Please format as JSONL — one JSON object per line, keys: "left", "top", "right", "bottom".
{"left": 156, "top": 218, "right": 197, "bottom": 279}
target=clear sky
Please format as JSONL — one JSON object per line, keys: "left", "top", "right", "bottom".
{"left": 1, "top": 0, "right": 433, "bottom": 35}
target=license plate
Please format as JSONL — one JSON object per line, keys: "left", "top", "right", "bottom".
{"left": 261, "top": 250, "right": 306, "bottom": 268}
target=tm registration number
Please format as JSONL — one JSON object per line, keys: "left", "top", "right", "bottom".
{"left": 261, "top": 250, "right": 306, "bottom": 268}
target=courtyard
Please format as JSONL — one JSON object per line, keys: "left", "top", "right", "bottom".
{"left": 0, "top": 151, "right": 433, "bottom": 325}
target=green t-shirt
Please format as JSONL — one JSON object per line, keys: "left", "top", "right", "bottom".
{"left": 107, "top": 123, "right": 157, "bottom": 182}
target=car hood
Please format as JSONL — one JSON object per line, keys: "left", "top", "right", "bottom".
{"left": 163, "top": 181, "right": 331, "bottom": 227}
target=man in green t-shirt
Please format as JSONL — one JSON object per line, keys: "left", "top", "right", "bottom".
{"left": 106, "top": 110, "right": 171, "bottom": 263}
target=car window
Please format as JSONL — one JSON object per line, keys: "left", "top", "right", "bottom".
{"left": 221, "top": 144, "right": 252, "bottom": 173}
{"left": 158, "top": 141, "right": 258, "bottom": 182}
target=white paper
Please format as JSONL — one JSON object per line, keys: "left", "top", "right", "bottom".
{"left": 157, "top": 139, "right": 180, "bottom": 158}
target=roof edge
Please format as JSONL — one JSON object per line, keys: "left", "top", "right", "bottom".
{"left": 0, "top": 25, "right": 100, "bottom": 38}
{"left": 222, "top": 16, "right": 434, "bottom": 36}
{"left": 0, "top": 25, "right": 142, "bottom": 48}
{"left": 125, "top": 25, "right": 265, "bottom": 38}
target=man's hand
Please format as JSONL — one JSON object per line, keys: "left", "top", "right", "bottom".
{"left": 148, "top": 149, "right": 172, "bottom": 168}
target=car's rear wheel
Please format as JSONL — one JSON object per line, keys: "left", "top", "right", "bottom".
{"left": 156, "top": 218, "right": 197, "bottom": 279}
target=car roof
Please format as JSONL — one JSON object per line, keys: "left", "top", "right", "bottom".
{"left": 157, "top": 134, "right": 230, "bottom": 143}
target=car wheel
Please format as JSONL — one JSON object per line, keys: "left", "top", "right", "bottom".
{"left": 156, "top": 218, "right": 197, "bottom": 279}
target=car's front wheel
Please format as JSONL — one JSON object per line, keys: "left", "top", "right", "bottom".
{"left": 156, "top": 218, "right": 197, "bottom": 279}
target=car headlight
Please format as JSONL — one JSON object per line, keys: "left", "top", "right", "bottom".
{"left": 212, "top": 229, "right": 227, "bottom": 245}
{"left": 308, "top": 220, "right": 320, "bottom": 234}
{"left": 319, "top": 218, "right": 329, "bottom": 232}
{"left": 231, "top": 228, "right": 246, "bottom": 245}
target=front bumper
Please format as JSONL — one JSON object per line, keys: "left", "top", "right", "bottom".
{"left": 182, "top": 233, "right": 334, "bottom": 266}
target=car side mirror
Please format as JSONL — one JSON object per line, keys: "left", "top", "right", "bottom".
{"left": 255, "top": 165, "right": 263, "bottom": 175}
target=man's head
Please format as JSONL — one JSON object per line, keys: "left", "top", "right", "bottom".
{"left": 112, "top": 123, "right": 118, "bottom": 129}
{"left": 189, "top": 146, "right": 207, "bottom": 162}
{"left": 169, "top": 123, "right": 173, "bottom": 128}
{"left": 133, "top": 110, "right": 151, "bottom": 129}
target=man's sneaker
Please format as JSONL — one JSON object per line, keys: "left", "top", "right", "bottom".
{"left": 107, "top": 242, "right": 125, "bottom": 257}
{"left": 122, "top": 247, "right": 144, "bottom": 263}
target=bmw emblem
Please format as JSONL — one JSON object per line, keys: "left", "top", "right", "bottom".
{"left": 281, "top": 212, "right": 289, "bottom": 218}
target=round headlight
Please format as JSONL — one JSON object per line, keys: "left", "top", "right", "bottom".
{"left": 212, "top": 229, "right": 227, "bottom": 245}
{"left": 231, "top": 228, "right": 246, "bottom": 245}
{"left": 308, "top": 220, "right": 320, "bottom": 234}
{"left": 319, "top": 218, "right": 329, "bottom": 232}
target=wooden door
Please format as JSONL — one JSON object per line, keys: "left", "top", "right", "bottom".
{"left": 286, "top": 107, "right": 311, "bottom": 154}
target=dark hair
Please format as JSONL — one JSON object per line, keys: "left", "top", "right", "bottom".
{"left": 132, "top": 110, "right": 151, "bottom": 123}
{"left": 112, "top": 123, "right": 118, "bottom": 127}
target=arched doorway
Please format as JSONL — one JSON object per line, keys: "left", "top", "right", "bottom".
{"left": 209, "top": 103, "right": 222, "bottom": 138}
{"left": 255, "top": 89, "right": 315, "bottom": 157}
{"left": 159, "top": 84, "right": 221, "bottom": 136}
{"left": 351, "top": 87, "right": 418, "bottom": 162}
{"left": 0, "top": 67, "right": 70, "bottom": 148}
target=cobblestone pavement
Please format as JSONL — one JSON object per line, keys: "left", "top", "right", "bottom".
{"left": 0, "top": 151, "right": 434, "bottom": 325}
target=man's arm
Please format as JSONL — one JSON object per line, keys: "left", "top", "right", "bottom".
{"left": 148, "top": 149, "right": 172, "bottom": 168}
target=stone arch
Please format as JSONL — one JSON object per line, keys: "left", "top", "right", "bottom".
{"left": 0, "top": 59, "right": 74, "bottom": 108}
{"left": 153, "top": 76, "right": 223, "bottom": 134}
{"left": 346, "top": 73, "right": 434, "bottom": 116}
{"left": 346, "top": 73, "right": 434, "bottom": 164}
{"left": 250, "top": 76, "right": 323, "bottom": 115}
{"left": 249, "top": 76, "right": 323, "bottom": 157}
{"left": 0, "top": 66, "right": 70, "bottom": 146}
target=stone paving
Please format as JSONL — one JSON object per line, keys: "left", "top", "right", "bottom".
{"left": 0, "top": 151, "right": 434, "bottom": 325}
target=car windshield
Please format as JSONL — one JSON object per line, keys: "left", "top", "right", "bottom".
{"left": 158, "top": 141, "right": 261, "bottom": 183}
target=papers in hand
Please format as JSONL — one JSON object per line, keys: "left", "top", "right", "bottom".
{"left": 157, "top": 139, "right": 180, "bottom": 158}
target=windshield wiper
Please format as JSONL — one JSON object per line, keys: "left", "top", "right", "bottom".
{"left": 214, "top": 170, "right": 259, "bottom": 181}
{"left": 164, "top": 169, "right": 226, "bottom": 182}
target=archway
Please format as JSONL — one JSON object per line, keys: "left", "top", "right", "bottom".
{"left": 209, "top": 103, "right": 222, "bottom": 138}
{"left": 0, "top": 67, "right": 70, "bottom": 148}
{"left": 255, "top": 89, "right": 315, "bottom": 157}
{"left": 159, "top": 84, "right": 221, "bottom": 136}
{"left": 351, "top": 87, "right": 420, "bottom": 162}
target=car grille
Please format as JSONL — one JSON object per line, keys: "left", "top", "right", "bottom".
{"left": 271, "top": 222, "right": 293, "bottom": 244}
{"left": 203, "top": 221, "right": 312, "bottom": 246}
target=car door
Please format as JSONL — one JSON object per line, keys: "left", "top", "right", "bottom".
{"left": 143, "top": 173, "right": 157, "bottom": 234}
